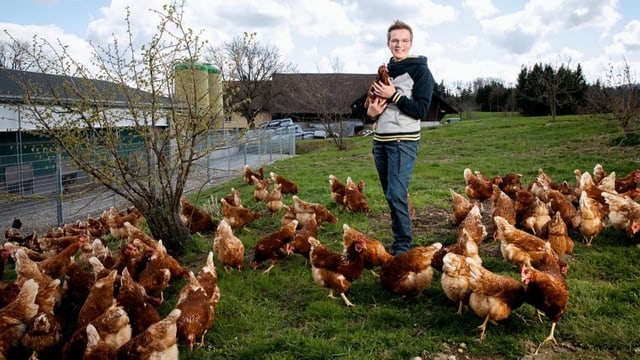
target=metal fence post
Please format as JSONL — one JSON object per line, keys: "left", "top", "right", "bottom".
{"left": 55, "top": 152, "right": 64, "bottom": 226}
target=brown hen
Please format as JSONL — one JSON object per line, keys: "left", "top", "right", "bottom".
{"left": 309, "top": 237, "right": 367, "bottom": 307}
{"left": 379, "top": 242, "right": 443, "bottom": 297}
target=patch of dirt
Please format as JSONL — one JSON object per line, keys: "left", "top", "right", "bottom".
{"left": 370, "top": 205, "right": 461, "bottom": 244}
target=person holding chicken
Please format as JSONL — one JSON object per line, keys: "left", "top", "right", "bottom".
{"left": 367, "top": 19, "right": 435, "bottom": 255}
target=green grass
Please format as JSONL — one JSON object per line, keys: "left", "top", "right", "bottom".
{"left": 7, "top": 113, "right": 638, "bottom": 359}
{"left": 173, "top": 114, "right": 640, "bottom": 359}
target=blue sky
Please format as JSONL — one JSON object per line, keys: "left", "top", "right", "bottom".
{"left": 2, "top": 0, "right": 639, "bottom": 90}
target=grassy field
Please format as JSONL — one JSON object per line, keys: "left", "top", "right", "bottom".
{"left": 163, "top": 113, "right": 640, "bottom": 360}
{"left": 6, "top": 113, "right": 637, "bottom": 359}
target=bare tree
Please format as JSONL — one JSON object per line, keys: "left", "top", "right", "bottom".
{"left": 206, "top": 32, "right": 297, "bottom": 128}
{"left": 0, "top": 38, "right": 34, "bottom": 71}
{"left": 6, "top": 2, "right": 226, "bottom": 253}
{"left": 279, "top": 73, "right": 358, "bottom": 149}
{"left": 588, "top": 59, "right": 640, "bottom": 139}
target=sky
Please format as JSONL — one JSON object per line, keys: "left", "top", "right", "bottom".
{"left": 1, "top": 0, "right": 639, "bottom": 91}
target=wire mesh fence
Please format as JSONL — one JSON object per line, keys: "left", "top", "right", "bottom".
{"left": 0, "top": 128, "right": 296, "bottom": 233}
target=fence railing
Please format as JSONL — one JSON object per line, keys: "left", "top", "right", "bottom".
{"left": 0, "top": 128, "right": 296, "bottom": 233}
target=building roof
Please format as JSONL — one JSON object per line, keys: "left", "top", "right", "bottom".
{"left": 270, "top": 73, "right": 374, "bottom": 115}
{"left": 0, "top": 68, "right": 159, "bottom": 106}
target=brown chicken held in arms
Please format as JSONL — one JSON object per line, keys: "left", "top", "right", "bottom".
{"left": 0, "top": 279, "right": 39, "bottom": 357}
{"left": 521, "top": 264, "right": 569, "bottom": 355}
{"left": 292, "top": 195, "right": 339, "bottom": 225}
{"left": 270, "top": 171, "right": 298, "bottom": 195}
{"left": 464, "top": 168, "right": 503, "bottom": 208}
{"left": 465, "top": 257, "right": 525, "bottom": 343}
{"left": 251, "top": 175, "right": 270, "bottom": 202}
{"left": 243, "top": 164, "right": 264, "bottom": 184}
{"left": 117, "top": 308, "right": 182, "bottom": 360}
{"left": 342, "top": 223, "right": 393, "bottom": 273}
{"left": 309, "top": 237, "right": 367, "bottom": 307}
{"left": 344, "top": 176, "right": 370, "bottom": 213}
{"left": 180, "top": 198, "right": 218, "bottom": 234}
{"left": 450, "top": 188, "right": 474, "bottom": 225}
{"left": 365, "top": 64, "right": 391, "bottom": 109}
{"left": 440, "top": 252, "right": 473, "bottom": 315}
{"left": 379, "top": 242, "right": 443, "bottom": 297}
{"left": 250, "top": 220, "right": 298, "bottom": 274}
{"left": 213, "top": 219, "right": 245, "bottom": 271}
{"left": 220, "top": 198, "right": 262, "bottom": 230}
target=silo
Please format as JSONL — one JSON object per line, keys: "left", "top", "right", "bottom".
{"left": 173, "top": 62, "right": 210, "bottom": 112}
{"left": 205, "top": 63, "right": 224, "bottom": 119}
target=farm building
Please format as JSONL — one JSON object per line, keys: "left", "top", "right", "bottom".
{"left": 228, "top": 72, "right": 458, "bottom": 129}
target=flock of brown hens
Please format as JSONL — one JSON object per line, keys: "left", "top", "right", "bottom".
{"left": 443, "top": 164, "right": 640, "bottom": 353}
{"left": 1, "top": 162, "right": 639, "bottom": 359}
{"left": 1, "top": 203, "right": 219, "bottom": 359}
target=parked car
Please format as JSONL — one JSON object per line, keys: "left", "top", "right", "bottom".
{"left": 313, "top": 130, "right": 340, "bottom": 139}
{"left": 271, "top": 125, "right": 314, "bottom": 140}
{"left": 258, "top": 118, "right": 294, "bottom": 130}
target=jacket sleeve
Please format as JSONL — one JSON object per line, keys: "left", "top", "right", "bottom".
{"left": 392, "top": 66, "right": 435, "bottom": 121}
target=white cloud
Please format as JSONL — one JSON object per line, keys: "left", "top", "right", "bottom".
{"left": 1, "top": 22, "right": 94, "bottom": 71}
{"left": 612, "top": 19, "right": 640, "bottom": 51}
{"left": 462, "top": 0, "right": 499, "bottom": 20}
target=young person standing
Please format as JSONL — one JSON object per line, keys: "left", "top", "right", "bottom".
{"left": 366, "top": 19, "right": 435, "bottom": 255}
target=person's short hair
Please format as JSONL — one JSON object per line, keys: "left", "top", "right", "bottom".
{"left": 387, "top": 20, "right": 413, "bottom": 42}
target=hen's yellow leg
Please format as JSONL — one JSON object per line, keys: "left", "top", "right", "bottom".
{"left": 475, "top": 314, "right": 491, "bottom": 343}
{"left": 339, "top": 292, "right": 354, "bottom": 307}
{"left": 534, "top": 322, "right": 558, "bottom": 355}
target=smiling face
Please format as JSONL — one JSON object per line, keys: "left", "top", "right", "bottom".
{"left": 387, "top": 28, "right": 412, "bottom": 61}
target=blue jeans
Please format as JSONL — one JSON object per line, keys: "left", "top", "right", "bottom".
{"left": 373, "top": 140, "right": 418, "bottom": 255}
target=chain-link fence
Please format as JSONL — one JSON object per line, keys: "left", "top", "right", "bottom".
{"left": 0, "top": 127, "right": 297, "bottom": 233}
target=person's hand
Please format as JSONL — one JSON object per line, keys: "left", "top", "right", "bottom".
{"left": 372, "top": 80, "right": 396, "bottom": 99}
{"left": 367, "top": 97, "right": 387, "bottom": 119}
